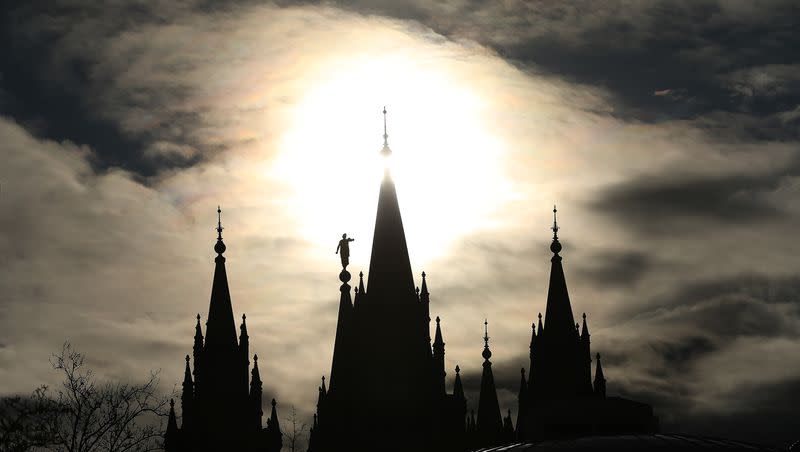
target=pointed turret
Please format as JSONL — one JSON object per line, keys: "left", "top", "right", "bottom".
{"left": 594, "top": 353, "right": 607, "bottom": 397}
{"left": 432, "top": 315, "right": 446, "bottom": 395}
{"left": 421, "top": 272, "right": 431, "bottom": 344}
{"left": 317, "top": 375, "right": 328, "bottom": 408}
{"left": 250, "top": 354, "right": 264, "bottom": 430}
{"left": 537, "top": 312, "right": 544, "bottom": 336}
{"left": 516, "top": 367, "right": 528, "bottom": 437}
{"left": 366, "top": 108, "right": 415, "bottom": 303}
{"left": 181, "top": 355, "right": 193, "bottom": 429}
{"left": 581, "top": 312, "right": 590, "bottom": 339}
{"left": 266, "top": 399, "right": 283, "bottom": 451}
{"left": 453, "top": 365, "right": 465, "bottom": 401}
{"left": 503, "top": 409, "right": 515, "bottom": 442}
{"left": 193, "top": 314, "right": 203, "bottom": 388}
{"left": 205, "top": 207, "right": 238, "bottom": 349}
{"left": 240, "top": 314, "right": 250, "bottom": 395}
{"left": 165, "top": 399, "right": 179, "bottom": 451}
{"left": 353, "top": 270, "right": 366, "bottom": 309}
{"left": 476, "top": 320, "right": 503, "bottom": 446}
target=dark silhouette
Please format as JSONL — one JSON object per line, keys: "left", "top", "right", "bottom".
{"left": 476, "top": 320, "right": 503, "bottom": 447}
{"left": 335, "top": 233, "right": 354, "bottom": 269}
{"left": 164, "top": 207, "right": 282, "bottom": 452}
{"left": 0, "top": 343, "right": 168, "bottom": 452}
{"left": 308, "top": 111, "right": 467, "bottom": 452}
{"left": 515, "top": 206, "right": 658, "bottom": 440}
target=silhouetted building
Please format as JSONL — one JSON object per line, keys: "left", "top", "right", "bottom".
{"left": 308, "top": 110, "right": 467, "bottom": 452}
{"left": 165, "top": 208, "right": 282, "bottom": 452}
{"left": 476, "top": 320, "right": 503, "bottom": 447}
{"left": 515, "top": 207, "right": 658, "bottom": 441}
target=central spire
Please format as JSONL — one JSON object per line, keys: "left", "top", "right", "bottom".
{"left": 366, "top": 107, "right": 415, "bottom": 303}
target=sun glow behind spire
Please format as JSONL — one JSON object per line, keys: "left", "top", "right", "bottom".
{"left": 271, "top": 54, "right": 512, "bottom": 268}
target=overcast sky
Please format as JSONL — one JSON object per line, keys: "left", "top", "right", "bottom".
{"left": 1, "top": 0, "right": 799, "bottom": 447}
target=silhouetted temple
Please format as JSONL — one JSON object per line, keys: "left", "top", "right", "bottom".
{"left": 308, "top": 110, "right": 467, "bottom": 452}
{"left": 165, "top": 209, "right": 283, "bottom": 452}
{"left": 515, "top": 207, "right": 658, "bottom": 440}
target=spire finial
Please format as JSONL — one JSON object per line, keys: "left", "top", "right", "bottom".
{"left": 254, "top": 354, "right": 258, "bottom": 362}
{"left": 455, "top": 364, "right": 460, "bottom": 374}
{"left": 552, "top": 205, "right": 559, "bottom": 239}
{"left": 214, "top": 206, "right": 227, "bottom": 255}
{"left": 436, "top": 315, "right": 440, "bottom": 324}
{"left": 482, "top": 319, "right": 492, "bottom": 360}
{"left": 380, "top": 107, "right": 392, "bottom": 157}
{"left": 185, "top": 354, "right": 190, "bottom": 363}
{"left": 550, "top": 204, "right": 563, "bottom": 255}
{"left": 383, "top": 106, "right": 388, "bottom": 146}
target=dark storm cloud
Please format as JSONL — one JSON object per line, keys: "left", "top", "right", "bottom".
{"left": 290, "top": 1, "right": 800, "bottom": 132}
{"left": 574, "top": 250, "right": 655, "bottom": 288}
{"left": 0, "top": 1, "right": 245, "bottom": 176}
{"left": 590, "top": 161, "right": 800, "bottom": 234}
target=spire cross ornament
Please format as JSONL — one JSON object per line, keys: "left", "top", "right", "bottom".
{"left": 217, "top": 206, "right": 223, "bottom": 240}
{"left": 484, "top": 319, "right": 489, "bottom": 346}
{"left": 380, "top": 107, "right": 392, "bottom": 158}
{"left": 383, "top": 106, "right": 388, "bottom": 147}
{"left": 214, "top": 206, "right": 227, "bottom": 256}
{"left": 551, "top": 204, "right": 559, "bottom": 240}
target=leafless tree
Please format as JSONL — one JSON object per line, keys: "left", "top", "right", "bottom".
{"left": 282, "top": 405, "right": 308, "bottom": 452}
{"left": 0, "top": 343, "right": 170, "bottom": 452}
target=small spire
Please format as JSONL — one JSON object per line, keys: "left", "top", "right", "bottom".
{"left": 420, "top": 271, "right": 429, "bottom": 296}
{"left": 358, "top": 270, "right": 365, "bottom": 294}
{"left": 433, "top": 315, "right": 445, "bottom": 350}
{"left": 538, "top": 312, "right": 544, "bottom": 334}
{"left": 594, "top": 352, "right": 606, "bottom": 397}
{"left": 214, "top": 206, "right": 227, "bottom": 255}
{"left": 581, "top": 312, "right": 590, "bottom": 338}
{"left": 453, "top": 364, "right": 465, "bottom": 400}
{"left": 183, "top": 355, "right": 193, "bottom": 386}
{"left": 251, "top": 354, "right": 261, "bottom": 384}
{"left": 482, "top": 319, "right": 492, "bottom": 361}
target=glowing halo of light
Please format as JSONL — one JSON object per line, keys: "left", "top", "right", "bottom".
{"left": 271, "top": 54, "right": 510, "bottom": 269}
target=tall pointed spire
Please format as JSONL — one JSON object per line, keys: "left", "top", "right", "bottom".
{"left": 366, "top": 109, "right": 415, "bottom": 303}
{"left": 205, "top": 207, "right": 238, "bottom": 349}
{"left": 477, "top": 320, "right": 502, "bottom": 445}
{"left": 543, "top": 205, "right": 576, "bottom": 335}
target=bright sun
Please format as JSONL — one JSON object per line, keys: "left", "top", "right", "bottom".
{"left": 271, "top": 54, "right": 511, "bottom": 270}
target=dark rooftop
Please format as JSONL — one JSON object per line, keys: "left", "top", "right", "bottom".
{"left": 475, "top": 434, "right": 785, "bottom": 452}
